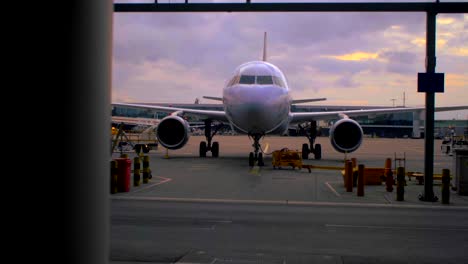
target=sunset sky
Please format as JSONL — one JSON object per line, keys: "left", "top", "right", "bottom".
{"left": 112, "top": 0, "right": 467, "bottom": 119}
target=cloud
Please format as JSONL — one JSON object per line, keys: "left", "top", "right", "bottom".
{"left": 325, "top": 52, "right": 379, "bottom": 61}
{"left": 112, "top": 11, "right": 467, "bottom": 118}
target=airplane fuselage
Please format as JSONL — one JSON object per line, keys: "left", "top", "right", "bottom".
{"left": 222, "top": 61, "right": 291, "bottom": 135}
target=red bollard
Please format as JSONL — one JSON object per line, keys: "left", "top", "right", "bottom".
{"left": 115, "top": 158, "right": 131, "bottom": 192}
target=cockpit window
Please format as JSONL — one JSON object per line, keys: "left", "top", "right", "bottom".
{"left": 229, "top": 74, "right": 286, "bottom": 87}
{"left": 239, "top": 75, "right": 256, "bottom": 84}
{"left": 256, "top": 75, "right": 274, "bottom": 85}
{"left": 273, "top": 76, "right": 286, "bottom": 88}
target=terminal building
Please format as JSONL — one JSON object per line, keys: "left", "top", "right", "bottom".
{"left": 112, "top": 103, "right": 467, "bottom": 139}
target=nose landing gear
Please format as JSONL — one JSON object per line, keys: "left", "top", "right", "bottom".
{"left": 248, "top": 134, "right": 265, "bottom": 167}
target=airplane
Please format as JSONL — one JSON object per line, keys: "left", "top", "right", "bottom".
{"left": 112, "top": 32, "right": 468, "bottom": 166}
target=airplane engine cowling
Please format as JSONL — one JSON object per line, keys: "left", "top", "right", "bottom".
{"left": 329, "top": 118, "right": 363, "bottom": 153}
{"left": 156, "top": 116, "right": 190, "bottom": 150}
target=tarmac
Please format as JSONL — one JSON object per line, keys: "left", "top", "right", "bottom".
{"left": 111, "top": 135, "right": 468, "bottom": 208}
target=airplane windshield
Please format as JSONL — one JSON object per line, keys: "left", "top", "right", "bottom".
{"left": 236, "top": 75, "right": 278, "bottom": 86}
{"left": 239, "top": 75, "right": 256, "bottom": 84}
{"left": 256, "top": 75, "right": 274, "bottom": 85}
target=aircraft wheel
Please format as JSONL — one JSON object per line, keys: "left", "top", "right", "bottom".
{"left": 249, "top": 152, "right": 255, "bottom": 167}
{"left": 199, "top": 141, "right": 207, "bottom": 157}
{"left": 302, "top": 143, "right": 309, "bottom": 159}
{"left": 258, "top": 153, "right": 264, "bottom": 166}
{"left": 314, "top": 144, "right": 322, "bottom": 160}
{"left": 212, "top": 142, "right": 219, "bottom": 158}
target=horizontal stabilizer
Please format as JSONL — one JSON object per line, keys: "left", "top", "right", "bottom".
{"left": 203, "top": 96, "right": 223, "bottom": 101}
{"left": 291, "top": 98, "right": 327, "bottom": 104}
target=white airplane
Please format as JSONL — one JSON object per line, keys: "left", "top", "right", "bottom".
{"left": 113, "top": 33, "right": 468, "bottom": 166}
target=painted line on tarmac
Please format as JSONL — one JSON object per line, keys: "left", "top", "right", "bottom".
{"left": 249, "top": 166, "right": 261, "bottom": 175}
{"left": 383, "top": 193, "right": 393, "bottom": 204}
{"left": 131, "top": 176, "right": 172, "bottom": 193}
{"left": 325, "top": 182, "right": 341, "bottom": 197}
{"left": 111, "top": 196, "right": 468, "bottom": 210}
{"left": 325, "top": 224, "right": 468, "bottom": 231}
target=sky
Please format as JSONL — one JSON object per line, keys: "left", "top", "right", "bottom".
{"left": 112, "top": 0, "right": 468, "bottom": 120}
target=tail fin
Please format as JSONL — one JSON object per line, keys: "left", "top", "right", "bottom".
{"left": 262, "top": 32, "right": 267, "bottom": 62}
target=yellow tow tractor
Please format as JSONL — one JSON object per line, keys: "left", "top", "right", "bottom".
{"left": 272, "top": 148, "right": 303, "bottom": 170}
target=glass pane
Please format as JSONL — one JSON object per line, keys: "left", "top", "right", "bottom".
{"left": 257, "top": 75, "right": 274, "bottom": 85}
{"left": 239, "top": 75, "right": 256, "bottom": 84}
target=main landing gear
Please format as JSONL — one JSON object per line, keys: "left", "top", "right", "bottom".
{"left": 199, "top": 119, "right": 221, "bottom": 158}
{"left": 299, "top": 121, "right": 322, "bottom": 160}
{"left": 248, "top": 134, "right": 265, "bottom": 167}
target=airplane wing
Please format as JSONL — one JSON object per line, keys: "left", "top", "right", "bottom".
{"left": 291, "top": 98, "right": 327, "bottom": 104}
{"left": 290, "top": 105, "right": 468, "bottom": 123}
{"left": 111, "top": 116, "right": 161, "bottom": 126}
{"left": 202, "top": 96, "right": 223, "bottom": 101}
{"left": 112, "top": 103, "right": 229, "bottom": 123}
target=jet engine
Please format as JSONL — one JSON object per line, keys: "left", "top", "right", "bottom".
{"left": 329, "top": 117, "right": 363, "bottom": 153}
{"left": 156, "top": 115, "right": 190, "bottom": 150}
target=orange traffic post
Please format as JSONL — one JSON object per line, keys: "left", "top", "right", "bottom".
{"left": 133, "top": 157, "right": 141, "bottom": 187}
{"left": 385, "top": 158, "right": 393, "bottom": 192}
{"left": 346, "top": 160, "right": 353, "bottom": 192}
{"left": 396, "top": 167, "right": 405, "bottom": 201}
{"left": 110, "top": 160, "right": 118, "bottom": 194}
{"left": 357, "top": 164, "right": 365, "bottom": 197}
{"left": 441, "top": 169, "right": 450, "bottom": 204}
{"left": 142, "top": 155, "right": 150, "bottom": 184}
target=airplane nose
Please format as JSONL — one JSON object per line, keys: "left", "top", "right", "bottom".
{"left": 224, "top": 85, "right": 289, "bottom": 133}
{"left": 228, "top": 90, "right": 288, "bottom": 133}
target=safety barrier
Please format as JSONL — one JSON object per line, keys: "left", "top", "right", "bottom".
{"left": 407, "top": 171, "right": 452, "bottom": 185}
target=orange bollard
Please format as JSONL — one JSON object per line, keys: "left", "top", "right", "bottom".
{"left": 357, "top": 164, "right": 365, "bottom": 197}
{"left": 346, "top": 160, "right": 353, "bottom": 192}
{"left": 384, "top": 158, "right": 392, "bottom": 171}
